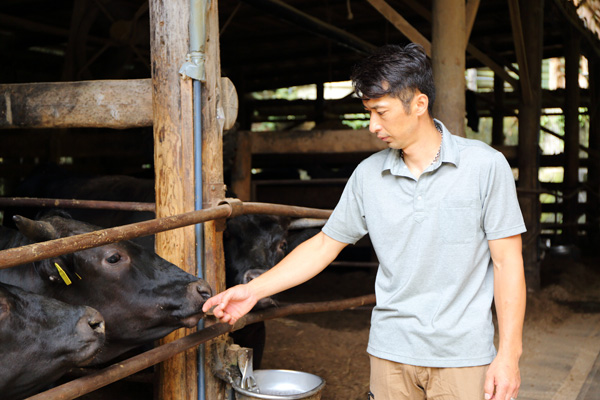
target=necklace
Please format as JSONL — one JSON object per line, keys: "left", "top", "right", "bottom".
{"left": 400, "top": 123, "right": 443, "bottom": 165}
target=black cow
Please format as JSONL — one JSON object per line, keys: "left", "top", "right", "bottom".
{"left": 4, "top": 166, "right": 319, "bottom": 367}
{"left": 0, "top": 213, "right": 212, "bottom": 364}
{"left": 0, "top": 282, "right": 105, "bottom": 400}
{"left": 222, "top": 214, "right": 291, "bottom": 367}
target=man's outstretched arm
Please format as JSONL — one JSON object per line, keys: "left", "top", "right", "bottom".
{"left": 202, "top": 231, "right": 348, "bottom": 325}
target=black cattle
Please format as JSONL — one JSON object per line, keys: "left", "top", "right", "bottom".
{"left": 0, "top": 282, "right": 105, "bottom": 400}
{"left": 223, "top": 214, "right": 291, "bottom": 368}
{"left": 4, "top": 166, "right": 321, "bottom": 368}
{"left": 0, "top": 213, "right": 212, "bottom": 364}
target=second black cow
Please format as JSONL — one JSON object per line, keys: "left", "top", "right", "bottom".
{"left": 0, "top": 282, "right": 105, "bottom": 400}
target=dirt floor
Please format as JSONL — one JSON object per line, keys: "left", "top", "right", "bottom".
{"left": 54, "top": 252, "right": 600, "bottom": 400}
{"left": 260, "top": 253, "right": 600, "bottom": 400}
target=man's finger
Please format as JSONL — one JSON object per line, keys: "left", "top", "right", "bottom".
{"left": 483, "top": 375, "right": 495, "bottom": 400}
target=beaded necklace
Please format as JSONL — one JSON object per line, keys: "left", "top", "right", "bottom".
{"left": 399, "top": 123, "right": 443, "bottom": 165}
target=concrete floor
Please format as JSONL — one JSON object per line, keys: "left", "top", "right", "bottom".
{"left": 519, "top": 311, "right": 600, "bottom": 400}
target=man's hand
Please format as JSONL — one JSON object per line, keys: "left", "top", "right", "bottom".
{"left": 484, "top": 354, "right": 521, "bottom": 400}
{"left": 202, "top": 285, "right": 258, "bottom": 325}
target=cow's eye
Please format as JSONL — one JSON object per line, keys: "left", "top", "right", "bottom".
{"left": 279, "top": 240, "right": 288, "bottom": 252}
{"left": 106, "top": 254, "right": 121, "bottom": 264}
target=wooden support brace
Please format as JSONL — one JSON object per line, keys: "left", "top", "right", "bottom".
{"left": 465, "top": 0, "right": 481, "bottom": 44}
{"left": 508, "top": 0, "right": 534, "bottom": 103}
{"left": 365, "top": 0, "right": 431, "bottom": 56}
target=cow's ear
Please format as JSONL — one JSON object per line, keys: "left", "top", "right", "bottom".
{"left": 34, "top": 259, "right": 69, "bottom": 285}
{"left": 13, "top": 216, "right": 58, "bottom": 242}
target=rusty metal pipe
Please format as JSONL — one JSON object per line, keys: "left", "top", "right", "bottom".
{"left": 24, "top": 294, "right": 374, "bottom": 400}
{"left": 0, "top": 200, "right": 331, "bottom": 270}
{"left": 0, "top": 197, "right": 155, "bottom": 212}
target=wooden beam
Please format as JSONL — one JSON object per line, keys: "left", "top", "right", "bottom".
{"left": 508, "top": 0, "right": 533, "bottom": 103}
{"left": 465, "top": 0, "right": 481, "bottom": 45}
{"left": 148, "top": 0, "right": 198, "bottom": 399}
{"left": 249, "top": 129, "right": 387, "bottom": 154}
{"left": 0, "top": 80, "right": 152, "bottom": 129}
{"left": 517, "top": 0, "right": 544, "bottom": 291}
{"left": 240, "top": 0, "right": 376, "bottom": 55}
{"left": 551, "top": 0, "right": 600, "bottom": 59}
{"left": 364, "top": 0, "right": 431, "bottom": 56}
{"left": 588, "top": 56, "right": 600, "bottom": 242}
{"left": 402, "top": 0, "right": 518, "bottom": 88}
{"left": 466, "top": 44, "right": 519, "bottom": 87}
{"left": 492, "top": 73, "right": 505, "bottom": 146}
{"left": 563, "top": 27, "right": 581, "bottom": 242}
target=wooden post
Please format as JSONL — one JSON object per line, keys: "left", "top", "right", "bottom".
{"left": 588, "top": 56, "right": 600, "bottom": 244}
{"left": 232, "top": 131, "right": 252, "bottom": 201}
{"left": 491, "top": 74, "right": 505, "bottom": 147}
{"left": 149, "top": 0, "right": 199, "bottom": 399}
{"left": 563, "top": 27, "right": 581, "bottom": 243}
{"left": 432, "top": 0, "right": 466, "bottom": 137}
{"left": 201, "top": 1, "right": 228, "bottom": 399}
{"left": 517, "top": 0, "right": 544, "bottom": 291}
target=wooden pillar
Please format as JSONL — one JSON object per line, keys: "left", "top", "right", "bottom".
{"left": 149, "top": 1, "right": 198, "bottom": 400}
{"left": 232, "top": 131, "right": 252, "bottom": 201}
{"left": 563, "top": 28, "right": 581, "bottom": 243}
{"left": 432, "top": 0, "right": 466, "bottom": 137}
{"left": 517, "top": 0, "right": 543, "bottom": 291}
{"left": 201, "top": 1, "right": 228, "bottom": 399}
{"left": 492, "top": 74, "right": 505, "bottom": 147}
{"left": 589, "top": 56, "right": 600, "bottom": 244}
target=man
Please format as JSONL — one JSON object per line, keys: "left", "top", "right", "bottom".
{"left": 203, "top": 43, "right": 526, "bottom": 400}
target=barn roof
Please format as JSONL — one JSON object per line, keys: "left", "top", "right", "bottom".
{"left": 1, "top": 0, "right": 599, "bottom": 93}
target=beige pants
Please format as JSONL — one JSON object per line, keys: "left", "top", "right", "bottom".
{"left": 369, "top": 355, "right": 489, "bottom": 400}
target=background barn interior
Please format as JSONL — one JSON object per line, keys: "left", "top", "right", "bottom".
{"left": 1, "top": 1, "right": 600, "bottom": 399}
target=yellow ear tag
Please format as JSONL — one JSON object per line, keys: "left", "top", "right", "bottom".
{"left": 54, "top": 263, "right": 72, "bottom": 286}
{"left": 75, "top": 273, "right": 82, "bottom": 280}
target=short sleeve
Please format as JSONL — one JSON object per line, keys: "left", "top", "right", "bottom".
{"left": 322, "top": 166, "right": 369, "bottom": 244}
{"left": 481, "top": 152, "right": 527, "bottom": 240}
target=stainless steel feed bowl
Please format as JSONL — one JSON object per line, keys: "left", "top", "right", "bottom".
{"left": 233, "top": 369, "right": 325, "bottom": 400}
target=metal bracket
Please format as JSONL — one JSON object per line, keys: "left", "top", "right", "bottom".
{"left": 218, "top": 198, "right": 244, "bottom": 218}
{"left": 179, "top": 51, "right": 206, "bottom": 82}
{"left": 210, "top": 340, "right": 255, "bottom": 389}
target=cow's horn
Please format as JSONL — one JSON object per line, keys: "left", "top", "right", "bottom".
{"left": 13, "top": 215, "right": 58, "bottom": 242}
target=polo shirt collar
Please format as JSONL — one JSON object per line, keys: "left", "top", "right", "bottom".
{"left": 381, "top": 118, "right": 460, "bottom": 176}
{"left": 434, "top": 119, "right": 459, "bottom": 168}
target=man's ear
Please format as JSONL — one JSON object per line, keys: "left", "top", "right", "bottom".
{"left": 412, "top": 92, "right": 429, "bottom": 117}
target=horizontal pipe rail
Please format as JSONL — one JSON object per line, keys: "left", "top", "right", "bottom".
{"left": 25, "top": 294, "right": 375, "bottom": 400}
{"left": 0, "top": 200, "right": 332, "bottom": 269}
{"left": 0, "top": 197, "right": 155, "bottom": 212}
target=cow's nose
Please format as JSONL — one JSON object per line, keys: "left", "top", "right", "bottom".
{"left": 191, "top": 280, "right": 212, "bottom": 301}
{"left": 81, "top": 307, "right": 106, "bottom": 335}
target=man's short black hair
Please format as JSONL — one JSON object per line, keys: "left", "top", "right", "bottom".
{"left": 351, "top": 43, "right": 435, "bottom": 116}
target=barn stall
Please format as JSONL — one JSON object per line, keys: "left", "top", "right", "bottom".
{"left": 1, "top": 0, "right": 600, "bottom": 399}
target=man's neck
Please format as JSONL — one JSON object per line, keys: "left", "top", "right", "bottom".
{"left": 402, "top": 120, "right": 442, "bottom": 179}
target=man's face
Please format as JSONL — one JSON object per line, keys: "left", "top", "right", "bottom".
{"left": 363, "top": 94, "right": 419, "bottom": 150}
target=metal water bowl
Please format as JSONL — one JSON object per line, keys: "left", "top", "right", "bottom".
{"left": 232, "top": 369, "right": 326, "bottom": 400}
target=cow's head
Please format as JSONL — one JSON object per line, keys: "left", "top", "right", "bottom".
{"left": 13, "top": 214, "right": 213, "bottom": 364}
{"left": 0, "top": 283, "right": 105, "bottom": 399}
{"left": 223, "top": 214, "right": 290, "bottom": 309}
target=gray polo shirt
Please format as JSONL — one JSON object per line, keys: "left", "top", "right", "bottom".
{"left": 322, "top": 120, "right": 526, "bottom": 368}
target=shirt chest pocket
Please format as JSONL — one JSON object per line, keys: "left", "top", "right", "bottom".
{"left": 438, "top": 199, "right": 479, "bottom": 244}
